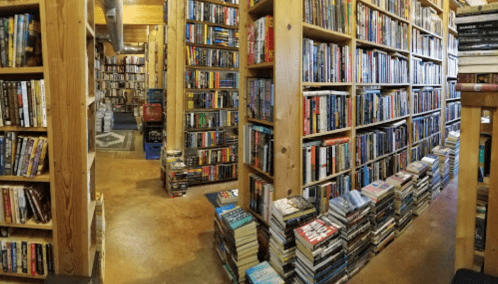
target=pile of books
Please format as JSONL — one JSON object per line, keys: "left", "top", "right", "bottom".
{"left": 246, "top": 261, "right": 284, "bottom": 284}
{"left": 386, "top": 171, "right": 413, "bottom": 236}
{"left": 328, "top": 190, "right": 371, "bottom": 278}
{"left": 432, "top": 145, "right": 451, "bottom": 190}
{"left": 96, "top": 106, "right": 114, "bottom": 133}
{"left": 214, "top": 205, "right": 259, "bottom": 283}
{"left": 166, "top": 160, "right": 188, "bottom": 198}
{"left": 294, "top": 217, "right": 347, "bottom": 284}
{"left": 445, "top": 131, "right": 460, "bottom": 178}
{"left": 406, "top": 161, "right": 430, "bottom": 216}
{"left": 217, "top": 188, "right": 238, "bottom": 205}
{"left": 421, "top": 154, "right": 441, "bottom": 202}
{"left": 269, "top": 197, "right": 316, "bottom": 282}
{"left": 361, "top": 181, "right": 395, "bottom": 256}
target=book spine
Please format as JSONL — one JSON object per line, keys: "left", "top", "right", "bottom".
{"left": 30, "top": 243, "right": 35, "bottom": 275}
{"left": 21, "top": 81, "right": 30, "bottom": 127}
{"left": 21, "top": 241, "right": 27, "bottom": 273}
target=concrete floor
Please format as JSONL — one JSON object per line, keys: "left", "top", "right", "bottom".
{"left": 96, "top": 130, "right": 458, "bottom": 284}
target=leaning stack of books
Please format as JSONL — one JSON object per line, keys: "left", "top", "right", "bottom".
{"left": 432, "top": 145, "right": 451, "bottom": 190}
{"left": 421, "top": 154, "right": 441, "bottom": 202}
{"left": 293, "top": 217, "right": 347, "bottom": 284}
{"left": 445, "top": 131, "right": 460, "bottom": 178}
{"left": 361, "top": 181, "right": 395, "bottom": 256}
{"left": 246, "top": 261, "right": 285, "bottom": 284}
{"left": 386, "top": 171, "right": 414, "bottom": 237}
{"left": 406, "top": 161, "right": 430, "bottom": 216}
{"left": 269, "top": 197, "right": 316, "bottom": 282}
{"left": 216, "top": 205, "right": 259, "bottom": 283}
{"left": 328, "top": 190, "right": 371, "bottom": 278}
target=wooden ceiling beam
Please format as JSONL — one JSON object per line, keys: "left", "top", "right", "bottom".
{"left": 95, "top": 5, "right": 163, "bottom": 25}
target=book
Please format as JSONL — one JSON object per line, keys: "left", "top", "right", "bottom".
{"left": 245, "top": 261, "right": 284, "bottom": 284}
{"left": 303, "top": 174, "right": 352, "bottom": 214}
{"left": 185, "top": 90, "right": 239, "bottom": 110}
{"left": 412, "top": 87, "right": 441, "bottom": 115}
{"left": 184, "top": 110, "right": 239, "bottom": 129}
{"left": 186, "top": 0, "right": 239, "bottom": 27}
{"left": 302, "top": 90, "right": 351, "bottom": 135}
{"left": 186, "top": 23, "right": 239, "bottom": 48}
{"left": 411, "top": 57, "right": 442, "bottom": 85}
{"left": 247, "top": 15, "right": 274, "bottom": 65}
{"left": 355, "top": 148, "right": 408, "bottom": 189}
{"left": 355, "top": 49, "right": 409, "bottom": 84}
{"left": 247, "top": 78, "right": 274, "bottom": 123}
{"left": 412, "top": 112, "right": 440, "bottom": 143}
{"left": 356, "top": 89, "right": 408, "bottom": 126}
{"left": 0, "top": 80, "right": 46, "bottom": 127}
{"left": 413, "top": 0, "right": 442, "bottom": 35}
{"left": 218, "top": 188, "right": 239, "bottom": 205}
{"left": 243, "top": 124, "right": 273, "bottom": 175}
{"left": 455, "top": 13, "right": 498, "bottom": 25}
{"left": 248, "top": 174, "right": 273, "bottom": 222}
{"left": 186, "top": 46, "right": 239, "bottom": 68}
{"left": 185, "top": 70, "right": 238, "bottom": 89}
{"left": 411, "top": 28, "right": 443, "bottom": 59}
{"left": 303, "top": 39, "right": 351, "bottom": 83}
{"left": 0, "top": 14, "right": 40, "bottom": 68}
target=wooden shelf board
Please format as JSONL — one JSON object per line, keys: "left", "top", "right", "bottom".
{"left": 247, "top": 208, "right": 269, "bottom": 226}
{"left": 186, "top": 19, "right": 238, "bottom": 30}
{"left": 412, "top": 53, "right": 443, "bottom": 63}
{"left": 412, "top": 24, "right": 443, "bottom": 39}
{"left": 185, "top": 126, "right": 238, "bottom": 131}
{"left": 302, "top": 168, "right": 352, "bottom": 188}
{"left": 247, "top": 61, "right": 274, "bottom": 69}
{"left": 355, "top": 146, "right": 409, "bottom": 169}
{"left": 412, "top": 131, "right": 441, "bottom": 146}
{"left": 185, "top": 144, "right": 231, "bottom": 150}
{"left": 302, "top": 82, "right": 352, "bottom": 87}
{"left": 446, "top": 117, "right": 461, "bottom": 124}
{"left": 302, "top": 23, "right": 352, "bottom": 42}
{"left": 412, "top": 108, "right": 442, "bottom": 118}
{"left": 450, "top": 0, "right": 463, "bottom": 9}
{"left": 0, "top": 219, "right": 52, "bottom": 230}
{"left": 185, "top": 88, "right": 238, "bottom": 92}
{"left": 303, "top": 127, "right": 352, "bottom": 139}
{"left": 0, "top": 126, "right": 47, "bottom": 132}
{"left": 186, "top": 42, "right": 238, "bottom": 51}
{"left": 86, "top": 21, "right": 95, "bottom": 39}
{"left": 247, "top": 117, "right": 274, "bottom": 127}
{"left": 0, "top": 0, "right": 40, "bottom": 9}
{"left": 188, "top": 177, "right": 237, "bottom": 186}
{"left": 87, "top": 151, "right": 96, "bottom": 171}
{"left": 0, "top": 67, "right": 44, "bottom": 74}
{"left": 89, "top": 243, "right": 97, "bottom": 272}
{"left": 0, "top": 173, "right": 50, "bottom": 182}
{"left": 87, "top": 96, "right": 95, "bottom": 106}
{"left": 446, "top": 97, "right": 461, "bottom": 102}
{"left": 88, "top": 200, "right": 96, "bottom": 228}
{"left": 186, "top": 107, "right": 238, "bottom": 112}
{"left": 419, "top": 0, "right": 444, "bottom": 13}
{"left": 186, "top": 161, "right": 238, "bottom": 168}
{"left": 447, "top": 75, "right": 458, "bottom": 79}
{"left": 449, "top": 26, "right": 458, "bottom": 36}
{"left": 0, "top": 271, "right": 47, "bottom": 279}
{"left": 200, "top": 0, "right": 239, "bottom": 8}
{"left": 356, "top": 0, "right": 410, "bottom": 23}
{"left": 246, "top": 164, "right": 273, "bottom": 180}
{"left": 355, "top": 39, "right": 409, "bottom": 54}
{"left": 248, "top": 0, "right": 273, "bottom": 16}
{"left": 412, "top": 84, "right": 443, "bottom": 87}
{"left": 356, "top": 83, "right": 410, "bottom": 87}
{"left": 186, "top": 65, "right": 238, "bottom": 71}
{"left": 356, "top": 115, "right": 409, "bottom": 130}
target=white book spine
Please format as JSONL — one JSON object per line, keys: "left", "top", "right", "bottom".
{"left": 31, "top": 80, "right": 37, "bottom": 127}
{"left": 21, "top": 82, "right": 29, "bottom": 127}
{"left": 320, "top": 147, "right": 327, "bottom": 180}
{"left": 40, "top": 80, "right": 47, "bottom": 127}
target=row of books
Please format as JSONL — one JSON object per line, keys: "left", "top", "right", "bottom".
{"left": 186, "top": 0, "right": 239, "bottom": 27}
{"left": 421, "top": 154, "right": 441, "bottom": 201}
{"left": 412, "top": 58, "right": 442, "bottom": 85}
{"left": 247, "top": 16, "right": 274, "bottom": 65}
{"left": 302, "top": 90, "right": 351, "bottom": 136}
{"left": 216, "top": 188, "right": 238, "bottom": 205}
{"left": 356, "top": 88, "right": 409, "bottom": 126}
{"left": 0, "top": 239, "right": 53, "bottom": 276}
{"left": 303, "top": 0, "right": 352, "bottom": 34}
{"left": 0, "top": 184, "right": 50, "bottom": 225}
{"left": 356, "top": 3, "right": 409, "bottom": 51}
{"left": 187, "top": 163, "right": 237, "bottom": 184}
{"left": 302, "top": 173, "right": 352, "bottom": 214}
{"left": 445, "top": 101, "right": 461, "bottom": 122}
{"left": 184, "top": 145, "right": 238, "bottom": 166}
{"left": 248, "top": 174, "right": 274, "bottom": 223}
{"left": 412, "top": 113, "right": 440, "bottom": 143}
{"left": 411, "top": 30, "right": 442, "bottom": 59}
{"left": 355, "top": 49, "right": 408, "bottom": 84}
{"left": 123, "top": 65, "right": 145, "bottom": 74}
{"left": 356, "top": 120, "right": 408, "bottom": 167}
{"left": 412, "top": 87, "right": 441, "bottom": 115}
{"left": 448, "top": 33, "right": 458, "bottom": 55}
{"left": 243, "top": 124, "right": 273, "bottom": 176}
{"left": 303, "top": 39, "right": 351, "bottom": 83}
{"left": 185, "top": 70, "right": 239, "bottom": 89}
{"left": 446, "top": 81, "right": 460, "bottom": 100}
{"left": 185, "top": 129, "right": 227, "bottom": 148}
{"left": 354, "top": 149, "right": 407, "bottom": 189}
{"left": 413, "top": 1, "right": 442, "bottom": 36}
{"left": 186, "top": 46, "right": 239, "bottom": 69}
{"left": 184, "top": 110, "right": 238, "bottom": 129}
{"left": 186, "top": 23, "right": 239, "bottom": 48}
{"left": 457, "top": 72, "right": 498, "bottom": 84}
{"left": 445, "top": 121, "right": 460, "bottom": 139}
{"left": 448, "top": 55, "right": 458, "bottom": 78}
{"left": 365, "top": 0, "right": 409, "bottom": 20}
{"left": 186, "top": 91, "right": 239, "bottom": 110}
{"left": 302, "top": 137, "right": 352, "bottom": 185}
{"left": 432, "top": 145, "right": 450, "bottom": 189}
{"left": 407, "top": 161, "right": 430, "bottom": 215}
{"left": 478, "top": 135, "right": 491, "bottom": 183}
{"left": 247, "top": 78, "right": 274, "bottom": 123}
{"left": 411, "top": 132, "right": 440, "bottom": 162}
{"left": 0, "top": 134, "right": 48, "bottom": 178}
{"left": 0, "top": 80, "right": 47, "bottom": 128}
{"left": 456, "top": 20, "right": 498, "bottom": 51}
{"left": 104, "top": 56, "right": 145, "bottom": 65}
{"left": 0, "top": 15, "right": 41, "bottom": 68}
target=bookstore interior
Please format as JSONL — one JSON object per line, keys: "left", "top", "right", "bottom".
{"left": 3, "top": 0, "right": 498, "bottom": 283}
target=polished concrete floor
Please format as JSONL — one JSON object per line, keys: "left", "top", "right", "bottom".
{"left": 95, "top": 131, "right": 458, "bottom": 284}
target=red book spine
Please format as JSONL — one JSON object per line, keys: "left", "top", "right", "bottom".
{"left": 311, "top": 146, "right": 316, "bottom": 179}
{"left": 265, "top": 16, "right": 274, "bottom": 62}
{"left": 348, "top": 98, "right": 352, "bottom": 127}
{"left": 31, "top": 243, "right": 36, "bottom": 275}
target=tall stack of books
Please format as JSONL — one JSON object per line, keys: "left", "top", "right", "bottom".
{"left": 432, "top": 145, "right": 451, "bottom": 190}
{"left": 216, "top": 205, "right": 259, "bottom": 283}
{"left": 269, "top": 197, "right": 316, "bottom": 282}
{"left": 421, "top": 154, "right": 441, "bottom": 202}
{"left": 445, "top": 130, "right": 460, "bottom": 178}
{"left": 293, "top": 217, "right": 347, "bottom": 284}
{"left": 246, "top": 261, "right": 285, "bottom": 284}
{"left": 386, "top": 171, "right": 413, "bottom": 236}
{"left": 406, "top": 161, "right": 430, "bottom": 216}
{"left": 328, "top": 190, "right": 371, "bottom": 278}
{"left": 361, "top": 181, "right": 395, "bottom": 256}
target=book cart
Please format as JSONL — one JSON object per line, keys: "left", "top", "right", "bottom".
{"left": 455, "top": 91, "right": 498, "bottom": 276}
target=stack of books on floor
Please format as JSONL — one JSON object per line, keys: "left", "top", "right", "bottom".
{"left": 386, "top": 171, "right": 414, "bottom": 236}
{"left": 432, "top": 145, "right": 451, "bottom": 190}
{"left": 361, "top": 181, "right": 395, "bottom": 256}
{"left": 214, "top": 204, "right": 236, "bottom": 282}
{"left": 406, "top": 161, "right": 430, "bottom": 216}
{"left": 166, "top": 160, "right": 188, "bottom": 198}
{"left": 328, "top": 190, "right": 371, "bottom": 278}
{"left": 215, "top": 205, "right": 259, "bottom": 283}
{"left": 246, "top": 261, "right": 284, "bottom": 284}
{"left": 421, "top": 154, "right": 441, "bottom": 202}
{"left": 217, "top": 188, "right": 239, "bottom": 205}
{"left": 445, "top": 131, "right": 460, "bottom": 178}
{"left": 294, "top": 216, "right": 347, "bottom": 284}
{"left": 269, "top": 197, "right": 316, "bottom": 282}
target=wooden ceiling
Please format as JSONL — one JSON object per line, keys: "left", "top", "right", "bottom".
{"left": 95, "top": 0, "right": 164, "bottom": 25}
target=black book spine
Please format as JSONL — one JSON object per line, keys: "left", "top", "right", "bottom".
{"left": 21, "top": 241, "right": 27, "bottom": 273}
{"left": 36, "top": 243, "right": 43, "bottom": 275}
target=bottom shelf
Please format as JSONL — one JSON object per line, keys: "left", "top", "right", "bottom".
{"left": 188, "top": 178, "right": 237, "bottom": 187}
{"left": 0, "top": 271, "right": 47, "bottom": 279}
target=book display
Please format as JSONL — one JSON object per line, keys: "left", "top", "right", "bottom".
{"left": 432, "top": 145, "right": 451, "bottom": 189}
{"left": 421, "top": 154, "right": 441, "bottom": 201}
{"left": 444, "top": 130, "right": 460, "bottom": 178}
{"left": 386, "top": 171, "right": 414, "bottom": 236}
{"left": 406, "top": 161, "right": 430, "bottom": 215}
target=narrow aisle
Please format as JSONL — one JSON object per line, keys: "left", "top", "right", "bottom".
{"left": 96, "top": 131, "right": 237, "bottom": 283}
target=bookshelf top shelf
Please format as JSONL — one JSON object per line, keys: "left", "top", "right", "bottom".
{"left": 0, "top": 67, "right": 44, "bottom": 74}
{"left": 356, "top": 0, "right": 410, "bottom": 24}
{"left": 248, "top": 0, "right": 273, "bottom": 17}
{"left": 302, "top": 23, "right": 352, "bottom": 42}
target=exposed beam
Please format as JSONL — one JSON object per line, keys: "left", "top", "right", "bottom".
{"left": 95, "top": 5, "right": 163, "bottom": 25}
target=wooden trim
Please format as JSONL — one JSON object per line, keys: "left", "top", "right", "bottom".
{"left": 462, "top": 92, "right": 498, "bottom": 107}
